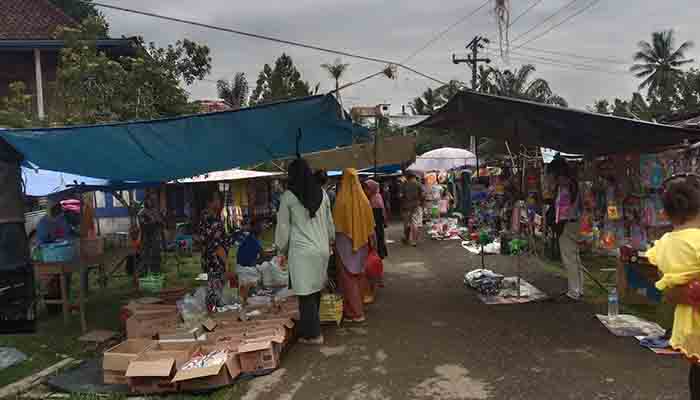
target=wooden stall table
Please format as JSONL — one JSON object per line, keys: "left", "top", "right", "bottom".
{"left": 34, "top": 248, "right": 137, "bottom": 333}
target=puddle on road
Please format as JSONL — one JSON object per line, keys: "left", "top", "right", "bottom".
{"left": 347, "top": 382, "right": 392, "bottom": 400}
{"left": 242, "top": 368, "right": 287, "bottom": 400}
{"left": 392, "top": 261, "right": 435, "bottom": 279}
{"left": 320, "top": 345, "right": 348, "bottom": 357}
{"left": 375, "top": 349, "right": 388, "bottom": 362}
{"left": 411, "top": 364, "right": 491, "bottom": 400}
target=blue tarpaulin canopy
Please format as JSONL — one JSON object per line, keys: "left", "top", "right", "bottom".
{"left": 1, "top": 95, "right": 366, "bottom": 182}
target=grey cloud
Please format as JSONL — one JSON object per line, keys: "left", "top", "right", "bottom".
{"left": 101, "top": 0, "right": 700, "bottom": 109}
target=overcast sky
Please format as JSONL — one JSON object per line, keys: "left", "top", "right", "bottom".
{"left": 100, "top": 0, "right": 700, "bottom": 111}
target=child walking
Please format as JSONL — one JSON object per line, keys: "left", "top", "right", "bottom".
{"left": 647, "top": 173, "right": 700, "bottom": 400}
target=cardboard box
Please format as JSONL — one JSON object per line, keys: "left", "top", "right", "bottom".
{"left": 237, "top": 332, "right": 285, "bottom": 373}
{"left": 126, "top": 314, "right": 180, "bottom": 339}
{"left": 207, "top": 328, "right": 247, "bottom": 344}
{"left": 123, "top": 302, "right": 177, "bottom": 317}
{"left": 125, "top": 342, "right": 197, "bottom": 394}
{"left": 103, "top": 339, "right": 154, "bottom": 384}
{"left": 158, "top": 326, "right": 205, "bottom": 341}
{"left": 237, "top": 341, "right": 278, "bottom": 373}
{"left": 173, "top": 344, "right": 242, "bottom": 391}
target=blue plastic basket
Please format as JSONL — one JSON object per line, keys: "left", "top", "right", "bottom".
{"left": 40, "top": 241, "right": 76, "bottom": 263}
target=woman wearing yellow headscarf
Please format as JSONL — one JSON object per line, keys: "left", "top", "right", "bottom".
{"left": 334, "top": 168, "right": 376, "bottom": 322}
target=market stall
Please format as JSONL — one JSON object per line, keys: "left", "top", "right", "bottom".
{"left": 414, "top": 91, "right": 700, "bottom": 304}
{"left": 0, "top": 94, "right": 367, "bottom": 342}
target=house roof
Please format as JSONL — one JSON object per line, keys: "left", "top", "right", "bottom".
{"left": 0, "top": 0, "right": 77, "bottom": 40}
{"left": 350, "top": 106, "right": 380, "bottom": 118}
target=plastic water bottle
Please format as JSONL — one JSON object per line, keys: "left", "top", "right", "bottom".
{"left": 608, "top": 288, "right": 619, "bottom": 319}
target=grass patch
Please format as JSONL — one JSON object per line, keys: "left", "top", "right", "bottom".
{"left": 537, "top": 252, "right": 674, "bottom": 329}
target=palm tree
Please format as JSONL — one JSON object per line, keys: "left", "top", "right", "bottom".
{"left": 410, "top": 88, "right": 440, "bottom": 115}
{"left": 489, "top": 64, "right": 568, "bottom": 106}
{"left": 217, "top": 72, "right": 248, "bottom": 109}
{"left": 321, "top": 58, "right": 349, "bottom": 107}
{"left": 410, "top": 81, "right": 465, "bottom": 115}
{"left": 630, "top": 30, "right": 694, "bottom": 101}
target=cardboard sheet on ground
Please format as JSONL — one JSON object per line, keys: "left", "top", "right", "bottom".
{"left": 478, "top": 278, "right": 548, "bottom": 304}
{"left": 47, "top": 359, "right": 131, "bottom": 395}
{"left": 462, "top": 241, "right": 501, "bottom": 255}
{"left": 634, "top": 336, "right": 681, "bottom": 356}
{"left": 596, "top": 314, "right": 665, "bottom": 337}
{"left": 0, "top": 347, "right": 26, "bottom": 371}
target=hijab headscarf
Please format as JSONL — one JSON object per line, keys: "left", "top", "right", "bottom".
{"left": 364, "top": 179, "right": 385, "bottom": 210}
{"left": 334, "top": 168, "right": 375, "bottom": 251}
{"left": 287, "top": 159, "right": 323, "bottom": 218}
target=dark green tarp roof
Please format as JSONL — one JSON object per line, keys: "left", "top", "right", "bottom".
{"left": 415, "top": 91, "right": 700, "bottom": 155}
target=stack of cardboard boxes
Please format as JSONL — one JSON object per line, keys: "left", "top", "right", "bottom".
{"left": 106, "top": 296, "right": 299, "bottom": 394}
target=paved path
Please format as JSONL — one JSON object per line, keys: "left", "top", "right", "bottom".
{"left": 238, "top": 225, "right": 687, "bottom": 400}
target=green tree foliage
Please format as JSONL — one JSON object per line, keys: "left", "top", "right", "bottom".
{"left": 48, "top": 0, "right": 108, "bottom": 36}
{"left": 250, "top": 54, "right": 312, "bottom": 105}
{"left": 485, "top": 64, "right": 568, "bottom": 106}
{"left": 217, "top": 72, "right": 249, "bottom": 109}
{"left": 45, "top": 16, "right": 211, "bottom": 125}
{"left": 591, "top": 30, "right": 698, "bottom": 122}
{"left": 410, "top": 80, "right": 464, "bottom": 115}
{"left": 631, "top": 29, "right": 694, "bottom": 104}
{"left": 0, "top": 82, "right": 35, "bottom": 128}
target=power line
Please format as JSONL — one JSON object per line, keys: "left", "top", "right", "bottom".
{"left": 509, "top": 0, "right": 545, "bottom": 27}
{"left": 401, "top": 0, "right": 490, "bottom": 64}
{"left": 484, "top": 44, "right": 627, "bottom": 74}
{"left": 506, "top": 53, "right": 627, "bottom": 75}
{"left": 513, "top": 0, "right": 603, "bottom": 50}
{"left": 510, "top": 0, "right": 580, "bottom": 44}
{"left": 518, "top": 45, "right": 627, "bottom": 65}
{"left": 92, "top": 2, "right": 448, "bottom": 85}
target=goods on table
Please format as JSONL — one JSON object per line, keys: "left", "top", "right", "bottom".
{"left": 138, "top": 274, "right": 165, "bottom": 293}
{"left": 464, "top": 269, "right": 505, "bottom": 296}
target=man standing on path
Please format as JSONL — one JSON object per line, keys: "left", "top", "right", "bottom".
{"left": 400, "top": 172, "right": 423, "bottom": 247}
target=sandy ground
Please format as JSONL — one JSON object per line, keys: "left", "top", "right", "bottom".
{"left": 237, "top": 224, "right": 687, "bottom": 400}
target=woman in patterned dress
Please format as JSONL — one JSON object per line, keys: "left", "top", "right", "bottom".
{"left": 198, "top": 191, "right": 234, "bottom": 311}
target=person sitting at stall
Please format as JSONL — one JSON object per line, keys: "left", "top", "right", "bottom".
{"left": 37, "top": 200, "right": 76, "bottom": 314}
{"left": 644, "top": 173, "right": 700, "bottom": 400}
{"left": 37, "top": 200, "right": 72, "bottom": 244}
{"left": 236, "top": 220, "right": 263, "bottom": 267}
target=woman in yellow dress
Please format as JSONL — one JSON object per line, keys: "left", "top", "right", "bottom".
{"left": 647, "top": 173, "right": 700, "bottom": 399}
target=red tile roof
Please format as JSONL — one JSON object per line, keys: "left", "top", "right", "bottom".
{"left": 0, "top": 0, "right": 77, "bottom": 40}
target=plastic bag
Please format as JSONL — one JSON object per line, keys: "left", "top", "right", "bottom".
{"left": 177, "top": 290, "right": 207, "bottom": 326}
{"left": 237, "top": 266, "right": 261, "bottom": 286}
{"left": 366, "top": 248, "right": 383, "bottom": 280}
{"left": 269, "top": 257, "right": 289, "bottom": 287}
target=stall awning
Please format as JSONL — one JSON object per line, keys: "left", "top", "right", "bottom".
{"left": 171, "top": 169, "right": 283, "bottom": 184}
{"left": 304, "top": 136, "right": 415, "bottom": 171}
{"left": 415, "top": 91, "right": 700, "bottom": 155}
{"left": 0, "top": 95, "right": 367, "bottom": 182}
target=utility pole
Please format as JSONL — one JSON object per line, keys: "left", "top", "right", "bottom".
{"left": 453, "top": 35, "right": 490, "bottom": 172}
